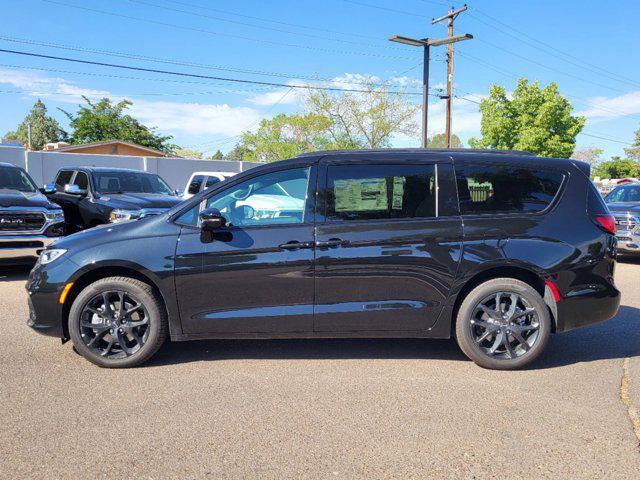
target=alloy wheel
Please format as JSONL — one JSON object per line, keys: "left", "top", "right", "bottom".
{"left": 79, "top": 290, "right": 150, "bottom": 359}
{"left": 468, "top": 291, "right": 540, "bottom": 360}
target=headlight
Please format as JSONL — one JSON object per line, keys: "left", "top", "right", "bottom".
{"left": 109, "top": 209, "right": 141, "bottom": 223}
{"left": 44, "top": 209, "right": 64, "bottom": 222}
{"left": 39, "top": 249, "right": 67, "bottom": 265}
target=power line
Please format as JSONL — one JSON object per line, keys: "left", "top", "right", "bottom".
{"left": 42, "top": 0, "right": 413, "bottom": 60}
{"left": 165, "top": 0, "right": 385, "bottom": 42}
{"left": 0, "top": 48, "right": 433, "bottom": 96}
{"left": 127, "top": 0, "right": 401, "bottom": 49}
{"left": 0, "top": 35, "right": 442, "bottom": 88}
{"left": 466, "top": 7, "right": 640, "bottom": 90}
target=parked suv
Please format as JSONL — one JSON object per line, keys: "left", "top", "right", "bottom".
{"left": 27, "top": 149, "right": 620, "bottom": 370}
{"left": 603, "top": 182, "right": 640, "bottom": 255}
{"left": 0, "top": 162, "right": 64, "bottom": 263}
{"left": 45, "top": 167, "right": 183, "bottom": 232}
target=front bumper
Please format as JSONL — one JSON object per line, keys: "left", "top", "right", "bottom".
{"left": 615, "top": 236, "right": 640, "bottom": 255}
{"left": 0, "top": 235, "right": 60, "bottom": 263}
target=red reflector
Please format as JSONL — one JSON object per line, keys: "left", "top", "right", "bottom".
{"left": 545, "top": 280, "right": 561, "bottom": 302}
{"left": 592, "top": 215, "right": 616, "bottom": 235}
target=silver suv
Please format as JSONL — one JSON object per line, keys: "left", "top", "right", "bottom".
{"left": 604, "top": 182, "right": 640, "bottom": 255}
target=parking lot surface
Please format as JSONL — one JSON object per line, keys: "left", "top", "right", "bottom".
{"left": 1, "top": 261, "right": 639, "bottom": 479}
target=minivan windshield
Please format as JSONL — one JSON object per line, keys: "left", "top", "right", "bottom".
{"left": 605, "top": 184, "right": 640, "bottom": 203}
{"left": 94, "top": 171, "right": 173, "bottom": 195}
{"left": 0, "top": 166, "right": 37, "bottom": 192}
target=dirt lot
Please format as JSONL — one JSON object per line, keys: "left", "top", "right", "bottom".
{"left": 1, "top": 260, "right": 639, "bottom": 479}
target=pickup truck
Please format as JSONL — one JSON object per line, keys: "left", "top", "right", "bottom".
{"left": 45, "top": 166, "right": 184, "bottom": 232}
{"left": 0, "top": 162, "right": 64, "bottom": 263}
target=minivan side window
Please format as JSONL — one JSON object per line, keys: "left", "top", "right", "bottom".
{"left": 456, "top": 165, "right": 564, "bottom": 215}
{"left": 325, "top": 164, "right": 436, "bottom": 222}
{"left": 188, "top": 175, "right": 204, "bottom": 195}
{"left": 176, "top": 167, "right": 310, "bottom": 227}
{"left": 55, "top": 170, "right": 74, "bottom": 191}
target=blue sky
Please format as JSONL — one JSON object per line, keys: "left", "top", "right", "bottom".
{"left": 1, "top": 0, "right": 639, "bottom": 158}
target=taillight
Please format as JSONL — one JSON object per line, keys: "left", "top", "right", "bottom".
{"left": 592, "top": 214, "right": 616, "bottom": 235}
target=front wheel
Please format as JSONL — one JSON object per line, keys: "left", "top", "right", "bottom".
{"left": 455, "top": 278, "right": 551, "bottom": 370}
{"left": 68, "top": 277, "right": 168, "bottom": 368}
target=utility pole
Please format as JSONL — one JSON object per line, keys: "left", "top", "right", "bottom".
{"left": 432, "top": 5, "right": 468, "bottom": 148}
{"left": 27, "top": 120, "right": 32, "bottom": 150}
{"left": 390, "top": 6, "right": 471, "bottom": 149}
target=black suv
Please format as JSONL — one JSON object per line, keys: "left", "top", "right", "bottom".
{"left": 45, "top": 167, "right": 183, "bottom": 232}
{"left": 603, "top": 182, "right": 640, "bottom": 256}
{"left": 27, "top": 149, "right": 620, "bottom": 370}
{"left": 0, "top": 162, "right": 64, "bottom": 263}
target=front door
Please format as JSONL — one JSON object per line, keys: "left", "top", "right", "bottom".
{"left": 174, "top": 164, "right": 317, "bottom": 334}
{"left": 314, "top": 156, "right": 463, "bottom": 333}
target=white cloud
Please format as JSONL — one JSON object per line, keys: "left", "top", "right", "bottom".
{"left": 0, "top": 67, "right": 108, "bottom": 103}
{"left": 576, "top": 91, "right": 640, "bottom": 122}
{"left": 129, "top": 100, "right": 262, "bottom": 136}
{"left": 0, "top": 68, "right": 264, "bottom": 137}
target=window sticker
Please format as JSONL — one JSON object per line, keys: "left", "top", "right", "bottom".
{"left": 392, "top": 176, "right": 405, "bottom": 210}
{"left": 334, "top": 178, "right": 388, "bottom": 212}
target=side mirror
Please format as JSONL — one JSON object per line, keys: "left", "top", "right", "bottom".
{"left": 41, "top": 183, "right": 56, "bottom": 195}
{"left": 64, "top": 184, "right": 87, "bottom": 196}
{"left": 199, "top": 208, "right": 226, "bottom": 230}
{"left": 174, "top": 188, "right": 184, "bottom": 197}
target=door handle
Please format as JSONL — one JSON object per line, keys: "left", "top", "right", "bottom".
{"left": 279, "top": 241, "right": 313, "bottom": 250}
{"left": 315, "top": 238, "right": 348, "bottom": 248}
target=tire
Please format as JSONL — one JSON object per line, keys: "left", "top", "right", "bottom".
{"left": 68, "top": 276, "right": 168, "bottom": 368}
{"left": 455, "top": 278, "right": 551, "bottom": 370}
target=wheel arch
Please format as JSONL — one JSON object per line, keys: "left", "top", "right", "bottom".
{"left": 61, "top": 265, "right": 171, "bottom": 339}
{"left": 450, "top": 264, "right": 555, "bottom": 336}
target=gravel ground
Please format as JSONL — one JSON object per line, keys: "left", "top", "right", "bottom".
{"left": 1, "top": 260, "right": 639, "bottom": 479}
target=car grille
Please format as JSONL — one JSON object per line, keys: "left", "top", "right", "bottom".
{"left": 614, "top": 214, "right": 639, "bottom": 232}
{"left": 0, "top": 212, "right": 46, "bottom": 232}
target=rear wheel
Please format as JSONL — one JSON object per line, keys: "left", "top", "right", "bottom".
{"left": 68, "top": 277, "right": 168, "bottom": 368}
{"left": 455, "top": 278, "right": 551, "bottom": 370}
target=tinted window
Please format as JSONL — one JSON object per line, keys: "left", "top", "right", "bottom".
{"left": 456, "top": 165, "right": 564, "bottom": 215}
{"left": 0, "top": 166, "right": 36, "bottom": 192}
{"left": 188, "top": 175, "right": 204, "bottom": 195}
{"left": 605, "top": 185, "right": 640, "bottom": 203}
{"left": 55, "top": 170, "right": 74, "bottom": 190}
{"left": 94, "top": 171, "right": 173, "bottom": 195}
{"left": 73, "top": 171, "right": 88, "bottom": 190}
{"left": 325, "top": 164, "right": 436, "bottom": 222}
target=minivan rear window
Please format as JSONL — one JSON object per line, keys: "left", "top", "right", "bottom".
{"left": 326, "top": 164, "right": 436, "bottom": 222}
{"left": 456, "top": 165, "right": 564, "bottom": 215}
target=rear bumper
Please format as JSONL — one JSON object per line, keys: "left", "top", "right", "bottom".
{"left": 554, "top": 283, "right": 621, "bottom": 332}
{"left": 0, "top": 235, "right": 59, "bottom": 263}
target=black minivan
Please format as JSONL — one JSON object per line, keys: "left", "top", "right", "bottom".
{"left": 27, "top": 149, "right": 620, "bottom": 369}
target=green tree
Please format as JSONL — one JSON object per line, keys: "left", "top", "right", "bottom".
{"left": 4, "top": 99, "right": 67, "bottom": 150}
{"left": 427, "top": 133, "right": 462, "bottom": 148}
{"left": 624, "top": 128, "right": 640, "bottom": 161}
{"left": 237, "top": 113, "right": 334, "bottom": 163}
{"left": 224, "top": 143, "right": 252, "bottom": 162}
{"left": 305, "top": 81, "right": 418, "bottom": 149}
{"left": 571, "top": 147, "right": 604, "bottom": 166}
{"left": 62, "top": 96, "right": 174, "bottom": 152}
{"left": 592, "top": 157, "right": 640, "bottom": 179}
{"left": 468, "top": 78, "right": 585, "bottom": 158}
{"left": 233, "top": 83, "right": 419, "bottom": 163}
{"left": 210, "top": 149, "right": 224, "bottom": 160}
{"left": 173, "top": 148, "right": 204, "bottom": 159}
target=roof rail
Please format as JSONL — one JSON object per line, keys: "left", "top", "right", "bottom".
{"left": 295, "top": 148, "right": 533, "bottom": 158}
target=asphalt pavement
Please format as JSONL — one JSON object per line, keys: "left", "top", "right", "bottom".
{"left": 1, "top": 260, "right": 639, "bottom": 479}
